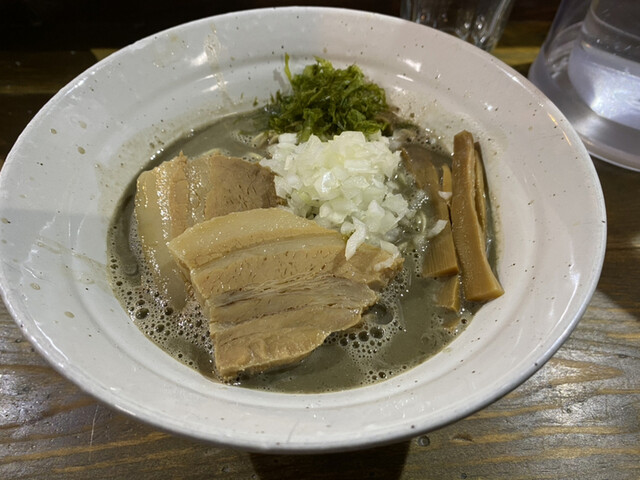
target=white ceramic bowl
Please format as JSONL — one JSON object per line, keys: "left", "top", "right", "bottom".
{"left": 0, "top": 7, "right": 606, "bottom": 452}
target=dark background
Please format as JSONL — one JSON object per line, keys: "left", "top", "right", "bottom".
{"left": 0, "top": 0, "right": 561, "bottom": 161}
{"left": 1, "top": 0, "right": 560, "bottom": 49}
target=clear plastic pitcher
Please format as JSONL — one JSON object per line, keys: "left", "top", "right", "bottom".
{"left": 529, "top": 0, "right": 640, "bottom": 171}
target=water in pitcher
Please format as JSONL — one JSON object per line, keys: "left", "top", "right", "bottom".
{"left": 528, "top": 0, "right": 640, "bottom": 170}
{"left": 567, "top": 1, "right": 640, "bottom": 130}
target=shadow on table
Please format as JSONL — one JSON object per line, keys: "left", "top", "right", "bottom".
{"left": 250, "top": 440, "right": 410, "bottom": 479}
{"left": 593, "top": 158, "right": 640, "bottom": 323}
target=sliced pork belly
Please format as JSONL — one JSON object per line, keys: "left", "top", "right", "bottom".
{"left": 168, "top": 207, "right": 334, "bottom": 275}
{"left": 213, "top": 305, "right": 366, "bottom": 379}
{"left": 334, "top": 243, "right": 404, "bottom": 290}
{"left": 188, "top": 235, "right": 347, "bottom": 301}
{"left": 135, "top": 153, "right": 191, "bottom": 309}
{"left": 168, "top": 207, "right": 404, "bottom": 379}
{"left": 168, "top": 207, "right": 402, "bottom": 297}
{"left": 208, "top": 275, "right": 378, "bottom": 330}
{"left": 134, "top": 154, "right": 277, "bottom": 310}
{"left": 186, "top": 154, "right": 278, "bottom": 222}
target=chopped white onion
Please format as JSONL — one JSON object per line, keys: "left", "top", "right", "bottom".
{"left": 426, "top": 219, "right": 448, "bottom": 239}
{"left": 260, "top": 131, "right": 409, "bottom": 258}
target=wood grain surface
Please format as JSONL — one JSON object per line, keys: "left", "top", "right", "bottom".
{"left": 1, "top": 1, "right": 639, "bottom": 479}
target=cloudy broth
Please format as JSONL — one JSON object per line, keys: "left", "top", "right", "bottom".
{"left": 107, "top": 109, "right": 486, "bottom": 393}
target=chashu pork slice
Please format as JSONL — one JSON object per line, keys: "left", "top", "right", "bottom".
{"left": 168, "top": 207, "right": 335, "bottom": 276}
{"left": 168, "top": 208, "right": 403, "bottom": 299}
{"left": 213, "top": 305, "right": 368, "bottom": 379}
{"left": 168, "top": 207, "right": 404, "bottom": 379}
{"left": 135, "top": 153, "right": 191, "bottom": 309}
{"left": 134, "top": 154, "right": 278, "bottom": 310}
{"left": 208, "top": 275, "right": 378, "bottom": 332}
{"left": 188, "top": 234, "right": 348, "bottom": 301}
{"left": 186, "top": 153, "right": 278, "bottom": 223}
{"left": 187, "top": 237, "right": 403, "bottom": 311}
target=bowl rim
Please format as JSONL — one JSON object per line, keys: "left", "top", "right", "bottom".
{"left": 0, "top": 6, "right": 607, "bottom": 453}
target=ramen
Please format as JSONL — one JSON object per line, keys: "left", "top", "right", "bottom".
{"left": 107, "top": 59, "right": 502, "bottom": 393}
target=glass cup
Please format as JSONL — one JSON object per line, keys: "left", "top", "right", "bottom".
{"left": 400, "top": 0, "right": 516, "bottom": 51}
{"left": 528, "top": 0, "right": 640, "bottom": 171}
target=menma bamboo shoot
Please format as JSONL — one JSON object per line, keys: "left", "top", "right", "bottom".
{"left": 401, "top": 148, "right": 459, "bottom": 277}
{"left": 451, "top": 131, "right": 504, "bottom": 302}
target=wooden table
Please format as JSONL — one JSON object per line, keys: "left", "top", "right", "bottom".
{"left": 1, "top": 2, "right": 639, "bottom": 478}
